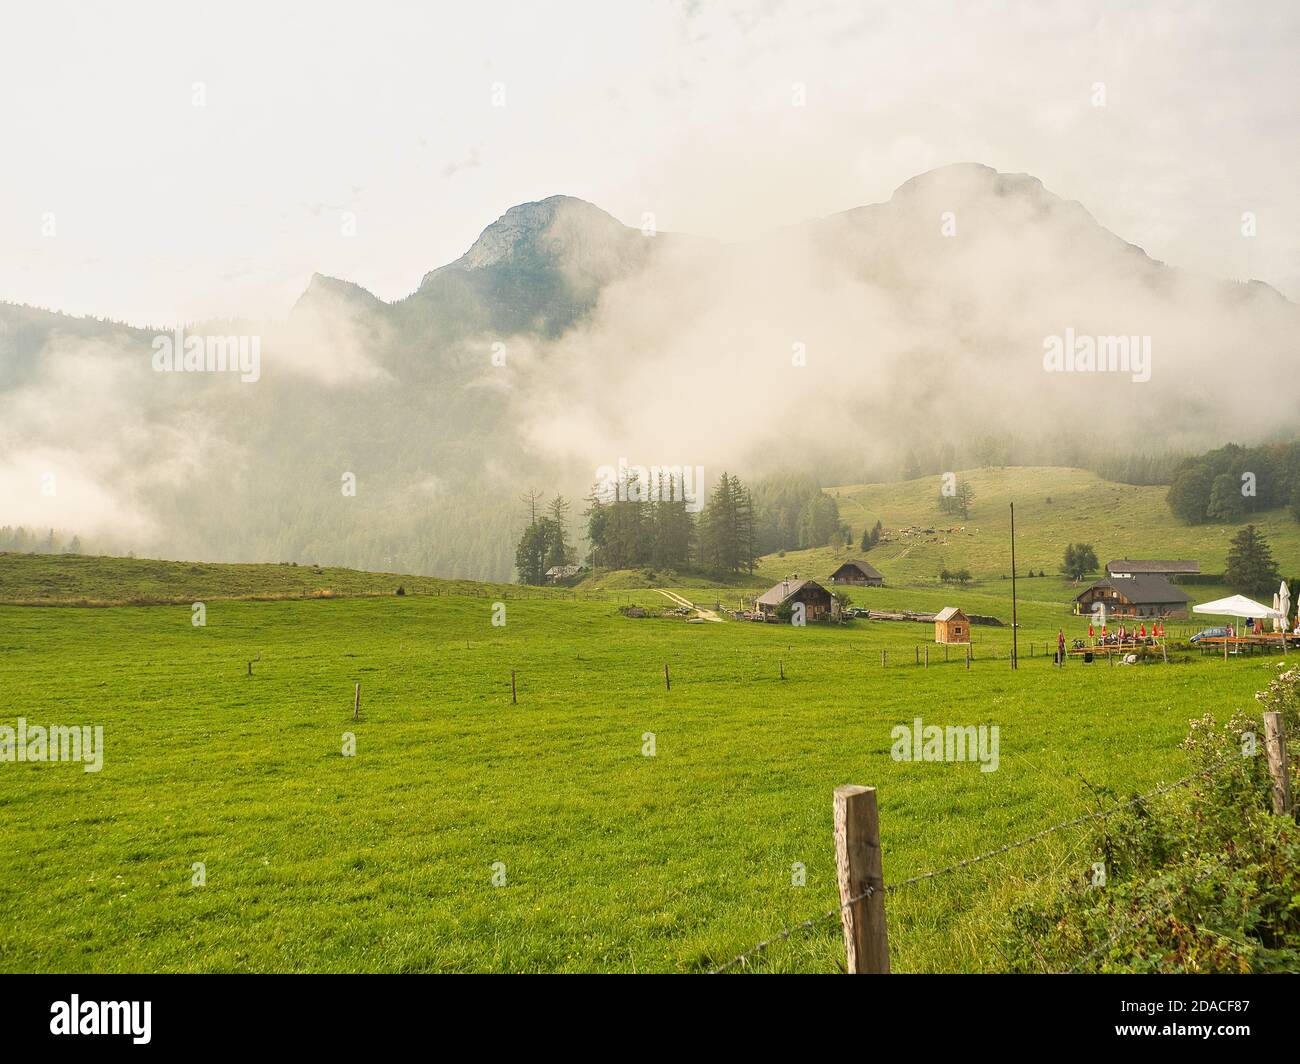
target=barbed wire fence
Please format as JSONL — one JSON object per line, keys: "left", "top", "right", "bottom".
{"left": 709, "top": 746, "right": 1255, "bottom": 975}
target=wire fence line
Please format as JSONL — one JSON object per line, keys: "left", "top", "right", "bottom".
{"left": 709, "top": 882, "right": 881, "bottom": 974}
{"left": 709, "top": 748, "right": 1244, "bottom": 974}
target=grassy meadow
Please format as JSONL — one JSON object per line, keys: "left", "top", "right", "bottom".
{"left": 3, "top": 465, "right": 1297, "bottom": 973}
{"left": 825, "top": 465, "right": 1300, "bottom": 584}
{"left": 0, "top": 552, "right": 577, "bottom": 607}
{"left": 0, "top": 571, "right": 1287, "bottom": 973}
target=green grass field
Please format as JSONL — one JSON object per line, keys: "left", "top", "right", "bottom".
{"left": 0, "top": 571, "right": 1286, "bottom": 973}
{"left": 827, "top": 465, "right": 1300, "bottom": 585}
{"left": 0, "top": 552, "right": 580, "bottom": 606}
{"left": 3, "top": 466, "right": 1296, "bottom": 973}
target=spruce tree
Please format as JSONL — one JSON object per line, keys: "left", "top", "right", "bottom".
{"left": 1225, "top": 524, "right": 1279, "bottom": 596}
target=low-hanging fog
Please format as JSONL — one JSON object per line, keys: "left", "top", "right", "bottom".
{"left": 2, "top": 163, "right": 1297, "bottom": 580}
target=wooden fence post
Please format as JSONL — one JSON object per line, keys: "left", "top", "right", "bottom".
{"left": 511, "top": 670, "right": 517, "bottom": 705}
{"left": 914, "top": 646, "right": 919, "bottom": 666}
{"left": 965, "top": 644, "right": 970, "bottom": 670}
{"left": 352, "top": 682, "right": 360, "bottom": 721}
{"left": 1263, "top": 711, "right": 1293, "bottom": 817}
{"left": 924, "top": 646, "right": 929, "bottom": 668}
{"left": 779, "top": 660, "right": 785, "bottom": 681}
{"left": 833, "top": 785, "right": 890, "bottom": 974}
{"left": 664, "top": 663, "right": 671, "bottom": 691}
{"left": 881, "top": 649, "right": 886, "bottom": 667}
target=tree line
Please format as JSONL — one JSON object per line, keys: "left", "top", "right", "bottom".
{"left": 584, "top": 470, "right": 758, "bottom": 578}
{"left": 514, "top": 471, "right": 844, "bottom": 583}
{"left": 0, "top": 526, "right": 83, "bottom": 554}
{"left": 1167, "top": 441, "right": 1300, "bottom": 524}
{"left": 750, "top": 473, "right": 850, "bottom": 554}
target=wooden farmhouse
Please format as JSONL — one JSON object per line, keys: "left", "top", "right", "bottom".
{"left": 544, "top": 563, "right": 587, "bottom": 584}
{"left": 829, "top": 559, "right": 884, "bottom": 586}
{"left": 755, "top": 578, "right": 836, "bottom": 623}
{"left": 934, "top": 606, "right": 970, "bottom": 644}
{"left": 1074, "top": 575, "right": 1191, "bottom": 619}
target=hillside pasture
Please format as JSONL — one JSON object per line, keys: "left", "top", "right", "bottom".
{"left": 0, "top": 586, "right": 1280, "bottom": 973}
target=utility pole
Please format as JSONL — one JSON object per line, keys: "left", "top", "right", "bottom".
{"left": 1009, "top": 502, "right": 1019, "bottom": 670}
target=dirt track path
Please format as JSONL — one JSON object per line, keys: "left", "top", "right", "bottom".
{"left": 654, "top": 588, "right": 723, "bottom": 622}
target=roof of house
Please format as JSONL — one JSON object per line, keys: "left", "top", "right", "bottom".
{"left": 1075, "top": 574, "right": 1192, "bottom": 605}
{"left": 934, "top": 606, "right": 968, "bottom": 622}
{"left": 1106, "top": 559, "right": 1200, "bottom": 575}
{"left": 545, "top": 563, "right": 586, "bottom": 578}
{"left": 832, "top": 559, "right": 883, "bottom": 579}
{"left": 756, "top": 578, "right": 830, "bottom": 607}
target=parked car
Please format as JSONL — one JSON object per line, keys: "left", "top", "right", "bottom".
{"left": 1189, "top": 626, "right": 1229, "bottom": 644}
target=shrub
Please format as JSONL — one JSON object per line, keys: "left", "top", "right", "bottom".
{"left": 996, "top": 668, "right": 1300, "bottom": 972}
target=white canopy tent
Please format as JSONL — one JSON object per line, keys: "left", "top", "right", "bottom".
{"left": 1192, "top": 594, "right": 1284, "bottom": 620}
{"left": 1193, "top": 594, "right": 1289, "bottom": 656}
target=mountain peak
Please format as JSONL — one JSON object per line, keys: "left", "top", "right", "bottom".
{"left": 291, "top": 273, "right": 383, "bottom": 316}
{"left": 451, "top": 195, "right": 629, "bottom": 272}
{"left": 890, "top": 162, "right": 1052, "bottom": 205}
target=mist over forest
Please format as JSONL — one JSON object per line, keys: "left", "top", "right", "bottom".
{"left": 3, "top": 164, "right": 1298, "bottom": 581}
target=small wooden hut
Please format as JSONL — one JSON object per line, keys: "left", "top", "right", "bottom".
{"left": 934, "top": 606, "right": 970, "bottom": 644}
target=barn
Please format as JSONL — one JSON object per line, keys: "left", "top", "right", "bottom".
{"left": 755, "top": 578, "right": 836, "bottom": 623}
{"left": 829, "top": 559, "right": 884, "bottom": 586}
{"left": 934, "top": 606, "right": 971, "bottom": 644}
{"left": 1074, "top": 575, "right": 1191, "bottom": 619}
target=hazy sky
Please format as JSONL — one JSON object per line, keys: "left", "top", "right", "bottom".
{"left": 3, "top": 0, "right": 1297, "bottom": 324}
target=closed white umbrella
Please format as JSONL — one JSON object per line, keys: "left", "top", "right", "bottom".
{"left": 1280, "top": 581, "right": 1292, "bottom": 634}
{"left": 1274, "top": 592, "right": 1282, "bottom": 632}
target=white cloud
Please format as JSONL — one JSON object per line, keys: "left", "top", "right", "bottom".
{"left": 0, "top": 0, "right": 1296, "bottom": 327}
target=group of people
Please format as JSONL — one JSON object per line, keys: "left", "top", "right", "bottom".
{"left": 1054, "top": 620, "right": 1165, "bottom": 662}
{"left": 1236, "top": 617, "right": 1300, "bottom": 637}
{"left": 1085, "top": 620, "right": 1164, "bottom": 644}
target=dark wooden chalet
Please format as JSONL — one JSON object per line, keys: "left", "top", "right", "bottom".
{"left": 829, "top": 559, "right": 884, "bottom": 586}
{"left": 1074, "top": 574, "right": 1191, "bottom": 619}
{"left": 755, "top": 578, "right": 835, "bottom": 622}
